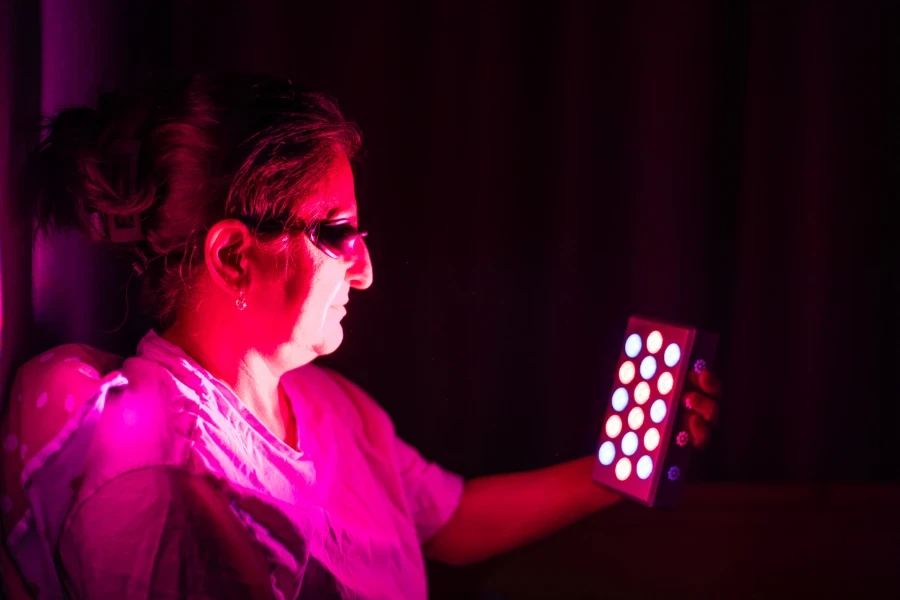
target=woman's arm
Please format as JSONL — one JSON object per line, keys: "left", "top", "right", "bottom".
{"left": 424, "top": 370, "right": 722, "bottom": 566}
{"left": 423, "top": 456, "right": 621, "bottom": 566}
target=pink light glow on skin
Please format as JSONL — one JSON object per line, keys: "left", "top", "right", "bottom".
{"left": 160, "top": 155, "right": 373, "bottom": 444}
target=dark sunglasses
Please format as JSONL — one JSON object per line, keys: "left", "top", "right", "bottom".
{"left": 237, "top": 217, "right": 368, "bottom": 260}
{"left": 307, "top": 219, "right": 369, "bottom": 259}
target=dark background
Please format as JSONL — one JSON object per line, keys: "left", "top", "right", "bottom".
{"left": 2, "top": 0, "right": 898, "bottom": 489}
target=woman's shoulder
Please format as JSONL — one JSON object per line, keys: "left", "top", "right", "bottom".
{"left": 9, "top": 344, "right": 128, "bottom": 469}
{"left": 12, "top": 341, "right": 181, "bottom": 428}
{"left": 282, "top": 364, "right": 396, "bottom": 435}
{"left": 80, "top": 354, "right": 201, "bottom": 486}
{"left": 1, "top": 342, "right": 195, "bottom": 593}
{"left": 15, "top": 344, "right": 204, "bottom": 504}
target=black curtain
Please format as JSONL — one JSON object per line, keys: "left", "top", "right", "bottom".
{"left": 3, "top": 0, "right": 897, "bottom": 483}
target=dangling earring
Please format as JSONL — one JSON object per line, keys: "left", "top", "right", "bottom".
{"left": 235, "top": 290, "right": 247, "bottom": 311}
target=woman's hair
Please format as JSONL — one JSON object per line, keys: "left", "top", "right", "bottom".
{"left": 19, "top": 73, "right": 361, "bottom": 327}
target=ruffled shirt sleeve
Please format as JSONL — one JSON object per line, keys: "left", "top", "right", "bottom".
{"left": 392, "top": 435, "right": 464, "bottom": 544}
{"left": 1, "top": 344, "right": 127, "bottom": 599}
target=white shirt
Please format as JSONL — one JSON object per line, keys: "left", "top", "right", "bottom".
{"left": 3, "top": 331, "right": 464, "bottom": 599}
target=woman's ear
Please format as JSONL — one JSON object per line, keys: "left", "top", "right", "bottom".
{"left": 204, "top": 219, "right": 253, "bottom": 295}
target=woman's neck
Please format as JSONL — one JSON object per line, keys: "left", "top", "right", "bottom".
{"left": 161, "top": 317, "right": 298, "bottom": 448}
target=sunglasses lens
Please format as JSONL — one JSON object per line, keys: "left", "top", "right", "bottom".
{"left": 313, "top": 221, "right": 366, "bottom": 257}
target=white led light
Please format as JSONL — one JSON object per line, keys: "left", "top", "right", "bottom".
{"left": 611, "top": 387, "right": 629, "bottom": 412}
{"left": 644, "top": 428, "right": 660, "bottom": 451}
{"left": 625, "top": 334, "right": 642, "bottom": 358}
{"left": 622, "top": 431, "right": 638, "bottom": 456}
{"left": 615, "top": 457, "right": 632, "bottom": 481}
{"left": 647, "top": 331, "right": 663, "bottom": 354}
{"left": 650, "top": 399, "right": 667, "bottom": 423}
{"left": 658, "top": 372, "right": 674, "bottom": 395}
{"left": 664, "top": 343, "right": 681, "bottom": 367}
{"left": 640, "top": 356, "right": 657, "bottom": 380}
{"left": 636, "top": 455, "right": 653, "bottom": 479}
{"left": 634, "top": 382, "right": 650, "bottom": 405}
{"left": 598, "top": 441, "right": 615, "bottom": 465}
{"left": 619, "top": 361, "right": 635, "bottom": 385}
{"left": 606, "top": 415, "right": 623, "bottom": 438}
{"left": 628, "top": 407, "right": 644, "bottom": 430}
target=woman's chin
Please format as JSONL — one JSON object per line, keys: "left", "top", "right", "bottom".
{"left": 312, "top": 326, "right": 344, "bottom": 357}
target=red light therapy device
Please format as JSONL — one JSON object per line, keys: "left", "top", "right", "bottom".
{"left": 592, "top": 315, "right": 719, "bottom": 508}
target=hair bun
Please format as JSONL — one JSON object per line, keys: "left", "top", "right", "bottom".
{"left": 20, "top": 94, "right": 153, "bottom": 245}
{"left": 21, "top": 107, "right": 105, "bottom": 233}
{"left": 19, "top": 72, "right": 361, "bottom": 327}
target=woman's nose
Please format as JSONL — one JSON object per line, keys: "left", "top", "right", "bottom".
{"left": 346, "top": 241, "right": 373, "bottom": 290}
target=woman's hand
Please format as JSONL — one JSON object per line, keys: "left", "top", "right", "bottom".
{"left": 425, "top": 366, "right": 724, "bottom": 566}
{"left": 683, "top": 368, "right": 723, "bottom": 449}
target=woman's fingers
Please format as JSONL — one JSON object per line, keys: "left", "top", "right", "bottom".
{"left": 684, "top": 412, "right": 711, "bottom": 449}
{"left": 684, "top": 391, "right": 718, "bottom": 424}
{"left": 683, "top": 368, "right": 720, "bottom": 449}
{"left": 688, "top": 369, "right": 722, "bottom": 398}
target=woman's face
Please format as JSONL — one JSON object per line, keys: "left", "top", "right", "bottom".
{"left": 251, "top": 154, "right": 373, "bottom": 362}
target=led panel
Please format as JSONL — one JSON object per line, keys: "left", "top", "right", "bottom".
{"left": 592, "top": 315, "right": 719, "bottom": 509}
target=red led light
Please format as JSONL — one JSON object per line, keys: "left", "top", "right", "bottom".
{"left": 627, "top": 406, "right": 644, "bottom": 430}
{"left": 619, "top": 361, "right": 635, "bottom": 384}
{"left": 593, "top": 315, "right": 719, "bottom": 509}
{"left": 605, "top": 415, "right": 623, "bottom": 438}
{"left": 634, "top": 382, "right": 650, "bottom": 405}
{"left": 647, "top": 331, "right": 663, "bottom": 354}
{"left": 644, "top": 427, "right": 660, "bottom": 451}
{"left": 657, "top": 372, "right": 674, "bottom": 395}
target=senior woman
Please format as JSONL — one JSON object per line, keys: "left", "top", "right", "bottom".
{"left": 7, "top": 73, "right": 720, "bottom": 599}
